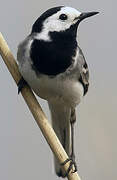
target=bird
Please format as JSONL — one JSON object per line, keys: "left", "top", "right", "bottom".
{"left": 17, "top": 6, "right": 99, "bottom": 177}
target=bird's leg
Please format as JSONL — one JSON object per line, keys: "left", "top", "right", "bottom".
{"left": 71, "top": 123, "right": 75, "bottom": 159}
{"left": 70, "top": 108, "right": 77, "bottom": 172}
{"left": 61, "top": 109, "right": 77, "bottom": 177}
{"left": 17, "top": 77, "right": 27, "bottom": 94}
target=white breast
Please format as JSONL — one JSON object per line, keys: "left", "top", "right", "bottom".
{"left": 18, "top": 56, "right": 83, "bottom": 107}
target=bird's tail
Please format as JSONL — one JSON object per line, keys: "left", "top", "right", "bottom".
{"left": 48, "top": 101, "right": 71, "bottom": 177}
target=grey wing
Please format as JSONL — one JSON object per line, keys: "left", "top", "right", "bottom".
{"left": 78, "top": 47, "right": 89, "bottom": 95}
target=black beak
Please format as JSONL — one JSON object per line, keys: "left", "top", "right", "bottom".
{"left": 79, "top": 11, "right": 99, "bottom": 21}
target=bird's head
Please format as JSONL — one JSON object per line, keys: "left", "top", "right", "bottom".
{"left": 32, "top": 6, "right": 99, "bottom": 40}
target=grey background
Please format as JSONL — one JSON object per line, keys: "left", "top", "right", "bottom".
{"left": 0, "top": 0, "right": 117, "bottom": 180}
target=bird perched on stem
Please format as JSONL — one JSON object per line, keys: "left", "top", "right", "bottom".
{"left": 17, "top": 6, "right": 99, "bottom": 178}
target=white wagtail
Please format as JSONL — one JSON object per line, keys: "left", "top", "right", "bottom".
{"left": 17, "top": 6, "right": 99, "bottom": 177}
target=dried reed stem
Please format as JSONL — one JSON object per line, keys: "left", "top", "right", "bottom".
{"left": 0, "top": 32, "right": 81, "bottom": 180}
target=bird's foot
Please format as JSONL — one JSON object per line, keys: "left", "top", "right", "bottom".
{"left": 61, "top": 156, "right": 77, "bottom": 177}
{"left": 17, "top": 77, "right": 27, "bottom": 94}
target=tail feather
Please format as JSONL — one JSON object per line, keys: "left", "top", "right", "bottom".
{"left": 48, "top": 101, "right": 71, "bottom": 177}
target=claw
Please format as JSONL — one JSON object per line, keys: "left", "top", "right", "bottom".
{"left": 61, "top": 158, "right": 77, "bottom": 177}
{"left": 17, "top": 77, "right": 27, "bottom": 94}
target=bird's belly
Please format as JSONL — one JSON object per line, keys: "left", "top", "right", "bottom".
{"left": 37, "top": 77, "right": 83, "bottom": 106}
{"left": 19, "top": 62, "right": 83, "bottom": 107}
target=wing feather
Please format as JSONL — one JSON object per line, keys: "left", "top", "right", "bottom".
{"left": 78, "top": 47, "right": 89, "bottom": 95}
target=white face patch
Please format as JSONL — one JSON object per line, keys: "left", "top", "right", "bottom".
{"left": 36, "top": 7, "right": 81, "bottom": 41}
{"left": 44, "top": 7, "right": 81, "bottom": 32}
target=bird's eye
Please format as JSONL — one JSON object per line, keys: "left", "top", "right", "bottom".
{"left": 59, "top": 14, "right": 68, "bottom": 20}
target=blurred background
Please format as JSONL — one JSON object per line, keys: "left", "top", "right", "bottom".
{"left": 0, "top": 0, "right": 117, "bottom": 180}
